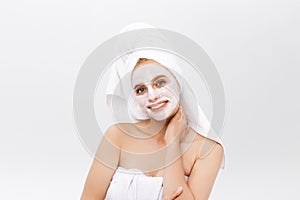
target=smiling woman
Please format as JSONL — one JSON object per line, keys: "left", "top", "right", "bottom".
{"left": 80, "top": 23, "right": 225, "bottom": 200}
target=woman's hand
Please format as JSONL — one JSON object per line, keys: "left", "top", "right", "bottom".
{"left": 163, "top": 186, "right": 183, "bottom": 200}
{"left": 165, "top": 106, "right": 189, "bottom": 144}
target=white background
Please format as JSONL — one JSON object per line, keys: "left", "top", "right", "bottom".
{"left": 0, "top": 0, "right": 299, "bottom": 199}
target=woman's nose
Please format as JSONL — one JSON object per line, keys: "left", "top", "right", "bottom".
{"left": 148, "top": 87, "right": 159, "bottom": 102}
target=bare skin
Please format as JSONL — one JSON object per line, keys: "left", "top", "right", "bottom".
{"left": 81, "top": 59, "right": 224, "bottom": 200}
{"left": 81, "top": 111, "right": 223, "bottom": 200}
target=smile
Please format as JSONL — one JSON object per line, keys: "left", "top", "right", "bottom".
{"left": 147, "top": 100, "right": 169, "bottom": 112}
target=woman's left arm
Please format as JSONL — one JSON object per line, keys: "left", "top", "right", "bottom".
{"left": 163, "top": 141, "right": 224, "bottom": 200}
{"left": 187, "top": 142, "right": 224, "bottom": 200}
{"left": 163, "top": 107, "right": 224, "bottom": 199}
{"left": 162, "top": 106, "right": 195, "bottom": 199}
{"left": 162, "top": 140, "right": 195, "bottom": 200}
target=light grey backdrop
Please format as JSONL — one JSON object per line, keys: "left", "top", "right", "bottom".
{"left": 0, "top": 0, "right": 299, "bottom": 199}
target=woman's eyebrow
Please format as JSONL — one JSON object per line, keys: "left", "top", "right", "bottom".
{"left": 133, "top": 83, "right": 144, "bottom": 89}
{"left": 151, "top": 75, "right": 168, "bottom": 82}
{"left": 133, "top": 75, "right": 169, "bottom": 89}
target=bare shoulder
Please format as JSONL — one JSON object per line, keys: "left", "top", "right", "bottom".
{"left": 188, "top": 129, "right": 224, "bottom": 161}
{"left": 104, "top": 123, "right": 139, "bottom": 147}
{"left": 103, "top": 123, "right": 127, "bottom": 148}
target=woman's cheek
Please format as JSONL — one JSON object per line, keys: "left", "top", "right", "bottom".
{"left": 160, "top": 87, "right": 180, "bottom": 100}
{"left": 135, "top": 96, "right": 148, "bottom": 110}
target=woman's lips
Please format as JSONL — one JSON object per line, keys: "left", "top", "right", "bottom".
{"left": 147, "top": 100, "right": 169, "bottom": 112}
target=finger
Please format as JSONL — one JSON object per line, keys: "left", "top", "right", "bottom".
{"left": 164, "top": 187, "right": 182, "bottom": 200}
{"left": 165, "top": 186, "right": 183, "bottom": 200}
{"left": 176, "top": 186, "right": 183, "bottom": 194}
{"left": 181, "top": 107, "right": 187, "bottom": 121}
{"left": 181, "top": 111, "right": 188, "bottom": 126}
{"left": 185, "top": 125, "right": 190, "bottom": 134}
{"left": 178, "top": 106, "right": 184, "bottom": 120}
{"left": 173, "top": 106, "right": 182, "bottom": 120}
{"left": 179, "top": 111, "right": 187, "bottom": 130}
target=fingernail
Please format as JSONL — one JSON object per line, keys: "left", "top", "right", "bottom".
{"left": 177, "top": 186, "right": 183, "bottom": 193}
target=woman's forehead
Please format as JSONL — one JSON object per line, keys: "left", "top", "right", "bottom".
{"left": 131, "top": 64, "right": 176, "bottom": 85}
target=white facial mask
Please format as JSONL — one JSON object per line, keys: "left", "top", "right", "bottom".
{"left": 131, "top": 64, "right": 181, "bottom": 121}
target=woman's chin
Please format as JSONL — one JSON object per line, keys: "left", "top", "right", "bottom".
{"left": 149, "top": 115, "right": 167, "bottom": 122}
{"left": 149, "top": 106, "right": 179, "bottom": 121}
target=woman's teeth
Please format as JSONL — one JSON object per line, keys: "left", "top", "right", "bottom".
{"left": 148, "top": 101, "right": 169, "bottom": 110}
{"left": 151, "top": 102, "right": 165, "bottom": 110}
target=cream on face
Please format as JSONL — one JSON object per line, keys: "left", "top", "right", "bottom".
{"left": 131, "top": 64, "right": 181, "bottom": 121}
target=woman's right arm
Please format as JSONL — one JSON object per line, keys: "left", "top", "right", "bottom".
{"left": 81, "top": 125, "right": 122, "bottom": 200}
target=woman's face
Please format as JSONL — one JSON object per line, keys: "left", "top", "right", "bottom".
{"left": 131, "top": 63, "right": 180, "bottom": 121}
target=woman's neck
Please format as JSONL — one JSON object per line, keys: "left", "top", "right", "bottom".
{"left": 135, "top": 118, "right": 170, "bottom": 144}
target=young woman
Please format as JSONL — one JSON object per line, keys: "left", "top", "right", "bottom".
{"left": 80, "top": 56, "right": 225, "bottom": 200}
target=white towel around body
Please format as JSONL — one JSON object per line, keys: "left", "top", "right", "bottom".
{"left": 104, "top": 167, "right": 164, "bottom": 200}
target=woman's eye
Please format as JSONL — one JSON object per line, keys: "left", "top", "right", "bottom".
{"left": 156, "top": 80, "right": 166, "bottom": 87}
{"left": 136, "top": 87, "right": 146, "bottom": 95}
